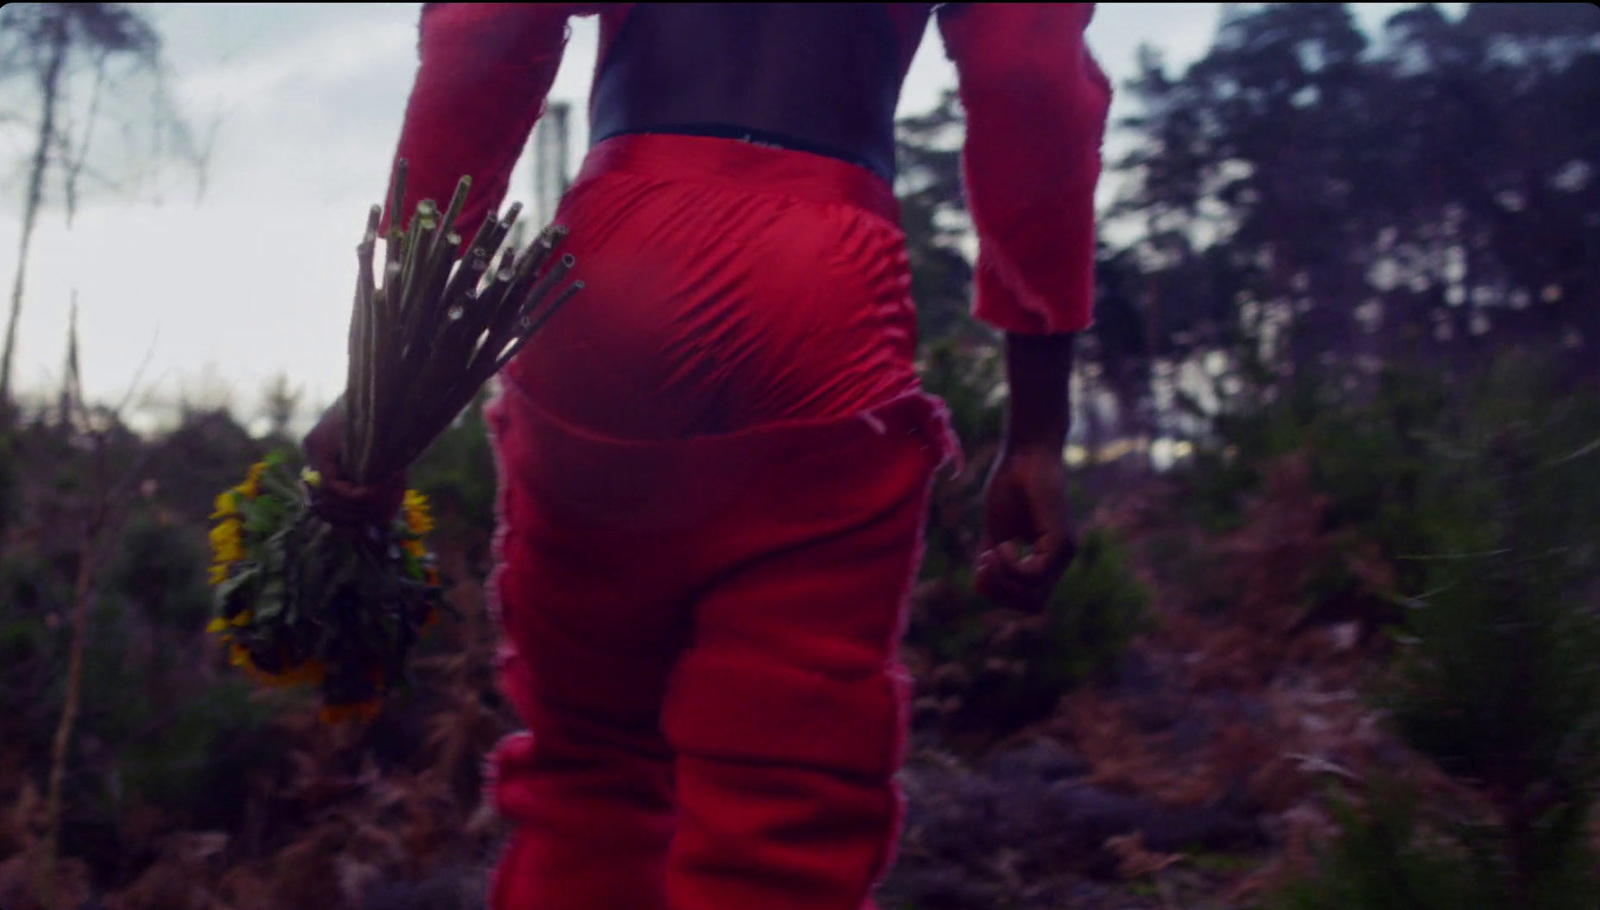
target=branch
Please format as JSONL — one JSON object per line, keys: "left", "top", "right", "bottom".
{"left": 110, "top": 328, "right": 160, "bottom": 419}
{"left": 38, "top": 302, "right": 163, "bottom": 910}
{"left": 184, "top": 104, "right": 222, "bottom": 207}
{"left": 1544, "top": 436, "right": 1600, "bottom": 468}
{"left": 48, "top": 157, "right": 128, "bottom": 197}
{"left": 61, "top": 48, "right": 109, "bottom": 229}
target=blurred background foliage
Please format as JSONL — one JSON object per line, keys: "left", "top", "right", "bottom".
{"left": 1, "top": 3, "right": 1598, "bottom": 908}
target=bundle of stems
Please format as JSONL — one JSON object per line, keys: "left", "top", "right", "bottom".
{"left": 341, "top": 159, "right": 582, "bottom": 486}
{"left": 204, "top": 161, "right": 582, "bottom": 720}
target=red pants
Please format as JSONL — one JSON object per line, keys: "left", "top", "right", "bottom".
{"left": 483, "top": 135, "right": 958, "bottom": 910}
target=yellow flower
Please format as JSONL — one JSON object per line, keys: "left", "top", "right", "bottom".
{"left": 402, "top": 538, "right": 427, "bottom": 560}
{"left": 238, "top": 461, "right": 268, "bottom": 499}
{"left": 229, "top": 641, "right": 253, "bottom": 668}
{"left": 209, "top": 519, "right": 244, "bottom": 565}
{"left": 250, "top": 461, "right": 269, "bottom": 492}
{"left": 230, "top": 609, "right": 254, "bottom": 627}
{"left": 211, "top": 490, "right": 238, "bottom": 519}
{"left": 208, "top": 564, "right": 229, "bottom": 586}
{"left": 300, "top": 467, "right": 322, "bottom": 488}
{"left": 402, "top": 490, "right": 433, "bottom": 536}
{"left": 206, "top": 617, "right": 229, "bottom": 634}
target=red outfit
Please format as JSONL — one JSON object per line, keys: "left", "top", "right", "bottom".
{"left": 383, "top": 5, "right": 1110, "bottom": 909}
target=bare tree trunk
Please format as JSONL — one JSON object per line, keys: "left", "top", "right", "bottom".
{"left": 1, "top": 9, "right": 69, "bottom": 423}
{"left": 30, "top": 301, "right": 154, "bottom": 906}
{"left": 38, "top": 515, "right": 98, "bottom": 910}
{"left": 38, "top": 372, "right": 105, "bottom": 909}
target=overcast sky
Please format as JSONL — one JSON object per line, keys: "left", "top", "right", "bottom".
{"left": 0, "top": 3, "right": 1442, "bottom": 433}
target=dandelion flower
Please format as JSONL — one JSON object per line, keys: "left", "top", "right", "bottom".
{"left": 211, "top": 490, "right": 238, "bottom": 519}
{"left": 403, "top": 490, "right": 433, "bottom": 536}
{"left": 239, "top": 461, "right": 269, "bottom": 499}
{"left": 209, "top": 520, "right": 244, "bottom": 565}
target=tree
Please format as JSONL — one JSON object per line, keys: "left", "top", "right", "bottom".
{"left": 896, "top": 88, "right": 981, "bottom": 348}
{"left": 1088, "top": 244, "right": 1154, "bottom": 447}
{"left": 1117, "top": 5, "right": 1377, "bottom": 376}
{"left": 1115, "top": 1, "right": 1600, "bottom": 416}
{"left": 0, "top": 3, "right": 207, "bottom": 425}
{"left": 257, "top": 372, "right": 302, "bottom": 444}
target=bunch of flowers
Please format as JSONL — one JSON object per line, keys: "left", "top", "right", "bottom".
{"left": 206, "top": 161, "right": 582, "bottom": 722}
{"left": 207, "top": 455, "right": 441, "bottom": 722}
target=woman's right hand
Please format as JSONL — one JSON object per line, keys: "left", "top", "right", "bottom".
{"left": 301, "top": 397, "right": 407, "bottom": 529}
{"left": 975, "top": 443, "right": 1077, "bottom": 612}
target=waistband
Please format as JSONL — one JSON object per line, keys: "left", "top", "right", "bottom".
{"left": 596, "top": 122, "right": 893, "bottom": 184}
{"left": 575, "top": 133, "right": 901, "bottom": 226}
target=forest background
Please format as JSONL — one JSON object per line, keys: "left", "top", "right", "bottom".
{"left": 1, "top": 4, "right": 1598, "bottom": 908}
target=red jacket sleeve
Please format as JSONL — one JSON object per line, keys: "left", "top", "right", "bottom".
{"left": 382, "top": 3, "right": 599, "bottom": 244}
{"left": 939, "top": 3, "right": 1112, "bottom": 335}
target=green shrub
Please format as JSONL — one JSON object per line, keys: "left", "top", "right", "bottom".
{"left": 1271, "top": 779, "right": 1486, "bottom": 910}
{"left": 148, "top": 407, "right": 268, "bottom": 524}
{"left": 55, "top": 586, "right": 280, "bottom": 847}
{"left": 918, "top": 527, "right": 1151, "bottom": 741}
{"left": 113, "top": 677, "right": 278, "bottom": 828}
{"left": 410, "top": 389, "right": 499, "bottom": 548}
{"left": 0, "top": 553, "right": 66, "bottom": 763}
{"left": 1032, "top": 527, "right": 1152, "bottom": 692}
{"left": 1175, "top": 372, "right": 1325, "bottom": 533}
{"left": 917, "top": 336, "right": 1005, "bottom": 449}
{"left": 98, "top": 508, "right": 212, "bottom": 630}
{"left": 1271, "top": 353, "right": 1600, "bottom": 908}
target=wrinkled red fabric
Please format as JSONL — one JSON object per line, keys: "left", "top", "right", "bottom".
{"left": 938, "top": 4, "right": 1112, "bottom": 334}
{"left": 378, "top": 4, "right": 1110, "bottom": 908}
{"left": 483, "top": 135, "right": 958, "bottom": 910}
{"left": 485, "top": 387, "right": 953, "bottom": 910}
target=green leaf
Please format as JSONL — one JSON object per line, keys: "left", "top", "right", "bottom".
{"left": 255, "top": 575, "right": 286, "bottom": 623}
{"left": 258, "top": 472, "right": 303, "bottom": 506}
{"left": 241, "top": 499, "right": 283, "bottom": 538}
{"left": 214, "top": 566, "right": 261, "bottom": 612}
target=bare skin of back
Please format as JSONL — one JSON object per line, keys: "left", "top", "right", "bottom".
{"left": 589, "top": 3, "right": 921, "bottom": 181}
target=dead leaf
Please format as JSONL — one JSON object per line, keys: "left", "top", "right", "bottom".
{"left": 1105, "top": 830, "right": 1187, "bottom": 878}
